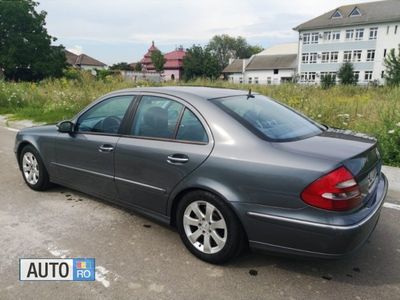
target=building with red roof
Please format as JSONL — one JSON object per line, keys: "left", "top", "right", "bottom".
{"left": 139, "top": 41, "right": 186, "bottom": 80}
{"left": 163, "top": 47, "right": 186, "bottom": 80}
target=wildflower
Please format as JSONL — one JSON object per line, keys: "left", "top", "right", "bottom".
{"left": 317, "top": 114, "right": 322, "bottom": 118}
{"left": 388, "top": 130, "right": 395, "bottom": 134}
{"left": 396, "top": 122, "right": 400, "bottom": 127}
{"left": 357, "top": 114, "right": 363, "bottom": 117}
{"left": 343, "top": 122, "right": 348, "bottom": 126}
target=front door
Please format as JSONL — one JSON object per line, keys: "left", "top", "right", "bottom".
{"left": 52, "top": 95, "right": 134, "bottom": 200}
{"left": 114, "top": 95, "right": 213, "bottom": 214}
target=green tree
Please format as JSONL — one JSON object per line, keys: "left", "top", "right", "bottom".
{"left": 0, "top": 0, "right": 66, "bottom": 81}
{"left": 338, "top": 62, "right": 357, "bottom": 85}
{"left": 320, "top": 74, "right": 336, "bottom": 89}
{"left": 150, "top": 49, "right": 165, "bottom": 72}
{"left": 133, "top": 62, "right": 142, "bottom": 72}
{"left": 109, "top": 62, "right": 133, "bottom": 71}
{"left": 182, "top": 45, "right": 220, "bottom": 81}
{"left": 384, "top": 47, "right": 400, "bottom": 86}
{"left": 207, "top": 34, "right": 263, "bottom": 70}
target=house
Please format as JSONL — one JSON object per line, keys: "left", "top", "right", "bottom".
{"left": 222, "top": 43, "right": 298, "bottom": 85}
{"left": 140, "top": 41, "right": 158, "bottom": 72}
{"left": 139, "top": 41, "right": 186, "bottom": 80}
{"left": 294, "top": 0, "right": 400, "bottom": 85}
{"left": 65, "top": 50, "right": 107, "bottom": 70}
{"left": 163, "top": 47, "right": 186, "bottom": 80}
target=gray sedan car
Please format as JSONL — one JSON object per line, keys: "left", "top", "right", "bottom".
{"left": 15, "top": 87, "right": 388, "bottom": 264}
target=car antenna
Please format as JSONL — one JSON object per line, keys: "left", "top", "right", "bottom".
{"left": 247, "top": 89, "right": 255, "bottom": 99}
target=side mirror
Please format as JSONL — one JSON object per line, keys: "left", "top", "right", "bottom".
{"left": 57, "top": 121, "right": 74, "bottom": 133}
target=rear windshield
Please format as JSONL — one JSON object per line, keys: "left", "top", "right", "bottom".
{"left": 211, "top": 95, "right": 323, "bottom": 142}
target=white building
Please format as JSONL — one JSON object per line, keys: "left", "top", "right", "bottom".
{"left": 294, "top": 0, "right": 400, "bottom": 85}
{"left": 222, "top": 43, "right": 298, "bottom": 85}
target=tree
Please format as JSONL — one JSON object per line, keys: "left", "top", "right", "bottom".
{"left": 150, "top": 49, "right": 165, "bottom": 72}
{"left": 182, "top": 45, "right": 220, "bottom": 81}
{"left": 109, "top": 62, "right": 133, "bottom": 71}
{"left": 0, "top": 0, "right": 66, "bottom": 81}
{"left": 384, "top": 47, "right": 400, "bottom": 86}
{"left": 133, "top": 62, "right": 142, "bottom": 72}
{"left": 338, "top": 62, "right": 357, "bottom": 85}
{"left": 320, "top": 74, "right": 336, "bottom": 89}
{"left": 207, "top": 34, "right": 263, "bottom": 70}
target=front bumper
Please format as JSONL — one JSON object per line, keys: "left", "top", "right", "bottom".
{"left": 235, "top": 173, "right": 388, "bottom": 258}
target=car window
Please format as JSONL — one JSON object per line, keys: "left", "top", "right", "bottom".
{"left": 76, "top": 96, "right": 133, "bottom": 134}
{"left": 212, "top": 95, "right": 323, "bottom": 141}
{"left": 132, "top": 96, "right": 184, "bottom": 139}
{"left": 176, "top": 109, "right": 208, "bottom": 143}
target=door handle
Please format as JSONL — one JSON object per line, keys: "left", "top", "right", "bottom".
{"left": 167, "top": 154, "right": 189, "bottom": 164}
{"left": 98, "top": 144, "right": 114, "bottom": 152}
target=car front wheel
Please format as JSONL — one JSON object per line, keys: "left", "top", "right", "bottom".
{"left": 20, "top": 145, "right": 50, "bottom": 191}
{"left": 176, "top": 191, "right": 245, "bottom": 264}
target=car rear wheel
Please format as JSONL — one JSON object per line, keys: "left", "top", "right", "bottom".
{"left": 176, "top": 191, "right": 245, "bottom": 264}
{"left": 20, "top": 145, "right": 50, "bottom": 191}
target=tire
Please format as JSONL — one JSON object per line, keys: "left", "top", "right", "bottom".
{"left": 176, "top": 190, "right": 246, "bottom": 264}
{"left": 20, "top": 145, "right": 51, "bottom": 191}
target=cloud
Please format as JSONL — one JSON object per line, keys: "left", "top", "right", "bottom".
{"left": 38, "top": 0, "right": 378, "bottom": 64}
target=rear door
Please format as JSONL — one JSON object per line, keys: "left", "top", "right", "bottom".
{"left": 53, "top": 95, "right": 134, "bottom": 200}
{"left": 114, "top": 94, "right": 213, "bottom": 214}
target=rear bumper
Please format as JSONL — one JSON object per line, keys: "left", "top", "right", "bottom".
{"left": 237, "top": 173, "right": 388, "bottom": 258}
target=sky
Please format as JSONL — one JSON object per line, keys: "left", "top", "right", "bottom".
{"left": 37, "top": 0, "right": 379, "bottom": 65}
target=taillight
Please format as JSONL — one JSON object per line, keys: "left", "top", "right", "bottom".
{"left": 301, "top": 166, "right": 362, "bottom": 211}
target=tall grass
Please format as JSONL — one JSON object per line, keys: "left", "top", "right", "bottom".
{"left": 0, "top": 75, "right": 400, "bottom": 166}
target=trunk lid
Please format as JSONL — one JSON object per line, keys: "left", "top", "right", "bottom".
{"left": 276, "top": 128, "right": 381, "bottom": 205}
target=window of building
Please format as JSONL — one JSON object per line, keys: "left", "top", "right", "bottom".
{"left": 323, "top": 31, "right": 331, "bottom": 41}
{"left": 267, "top": 77, "right": 272, "bottom": 84}
{"left": 349, "top": 7, "right": 361, "bottom": 17}
{"left": 330, "top": 51, "right": 339, "bottom": 62}
{"left": 321, "top": 52, "right": 329, "bottom": 63}
{"left": 332, "top": 31, "right": 341, "bottom": 41}
{"left": 254, "top": 77, "right": 259, "bottom": 84}
{"left": 353, "top": 50, "right": 362, "bottom": 62}
{"left": 248, "top": 77, "right": 252, "bottom": 84}
{"left": 311, "top": 33, "right": 319, "bottom": 44}
{"left": 239, "top": 77, "right": 243, "bottom": 83}
{"left": 367, "top": 49, "right": 375, "bottom": 61}
{"left": 396, "top": 25, "right": 398, "bottom": 34}
{"left": 302, "top": 53, "right": 309, "bottom": 64}
{"left": 384, "top": 49, "right": 387, "bottom": 57}
{"left": 346, "top": 29, "right": 354, "bottom": 40}
{"left": 355, "top": 29, "right": 364, "bottom": 40}
{"left": 303, "top": 33, "right": 310, "bottom": 44}
{"left": 344, "top": 51, "right": 352, "bottom": 62}
{"left": 353, "top": 71, "right": 360, "bottom": 82}
{"left": 381, "top": 71, "right": 385, "bottom": 79}
{"left": 387, "top": 26, "right": 390, "bottom": 35}
{"left": 300, "top": 72, "right": 316, "bottom": 82}
{"left": 309, "top": 53, "right": 317, "bottom": 64}
{"left": 273, "top": 69, "right": 279, "bottom": 75}
{"left": 332, "top": 10, "right": 343, "bottom": 18}
{"left": 369, "top": 27, "right": 378, "bottom": 40}
{"left": 364, "top": 71, "right": 373, "bottom": 81}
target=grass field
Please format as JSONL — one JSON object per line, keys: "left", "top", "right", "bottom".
{"left": 1, "top": 74, "right": 400, "bottom": 166}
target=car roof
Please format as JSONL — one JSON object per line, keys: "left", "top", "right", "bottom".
{"left": 115, "top": 86, "right": 253, "bottom": 100}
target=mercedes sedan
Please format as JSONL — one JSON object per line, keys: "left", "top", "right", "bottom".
{"left": 15, "top": 87, "right": 388, "bottom": 264}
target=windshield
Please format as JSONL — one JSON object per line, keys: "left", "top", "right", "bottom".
{"left": 211, "top": 94, "right": 323, "bottom": 142}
